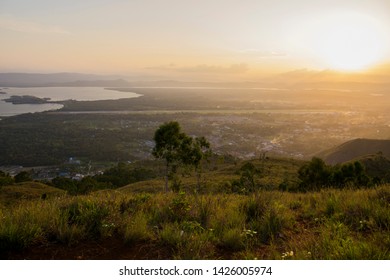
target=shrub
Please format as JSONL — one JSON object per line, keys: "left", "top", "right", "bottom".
{"left": 324, "top": 195, "right": 339, "bottom": 217}
{"left": 0, "top": 171, "right": 14, "bottom": 186}
{"left": 298, "top": 157, "right": 331, "bottom": 191}
{"left": 375, "top": 188, "right": 390, "bottom": 206}
{"left": 122, "top": 211, "right": 152, "bottom": 245}
{"left": 0, "top": 219, "right": 43, "bottom": 252}
{"left": 193, "top": 196, "right": 214, "bottom": 228}
{"left": 241, "top": 194, "right": 268, "bottom": 223}
{"left": 119, "top": 194, "right": 151, "bottom": 214}
{"left": 60, "top": 200, "right": 109, "bottom": 239}
{"left": 159, "top": 223, "right": 183, "bottom": 249}
{"left": 308, "top": 221, "right": 388, "bottom": 259}
{"left": 0, "top": 204, "right": 45, "bottom": 252}
{"left": 168, "top": 192, "right": 191, "bottom": 222}
{"left": 14, "top": 171, "right": 32, "bottom": 183}
{"left": 218, "top": 228, "right": 245, "bottom": 252}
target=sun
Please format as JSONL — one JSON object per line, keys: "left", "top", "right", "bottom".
{"left": 311, "top": 12, "right": 386, "bottom": 71}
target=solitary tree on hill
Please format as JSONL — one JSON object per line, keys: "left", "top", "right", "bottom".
{"left": 152, "top": 121, "right": 187, "bottom": 192}
{"left": 180, "top": 136, "right": 212, "bottom": 192}
{"left": 152, "top": 121, "right": 212, "bottom": 192}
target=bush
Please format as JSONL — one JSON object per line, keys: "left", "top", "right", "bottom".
{"left": 60, "top": 200, "right": 109, "bottom": 239}
{"left": 122, "top": 211, "right": 152, "bottom": 245}
{"left": 0, "top": 171, "right": 14, "bottom": 186}
{"left": 0, "top": 219, "right": 43, "bottom": 252}
{"left": 0, "top": 204, "right": 45, "bottom": 252}
{"left": 219, "top": 228, "right": 245, "bottom": 252}
{"left": 119, "top": 194, "right": 151, "bottom": 214}
{"left": 168, "top": 192, "right": 191, "bottom": 222}
{"left": 298, "top": 158, "right": 373, "bottom": 191}
{"left": 95, "top": 162, "right": 156, "bottom": 188}
{"left": 241, "top": 194, "right": 268, "bottom": 223}
{"left": 298, "top": 157, "right": 331, "bottom": 191}
{"left": 14, "top": 171, "right": 32, "bottom": 183}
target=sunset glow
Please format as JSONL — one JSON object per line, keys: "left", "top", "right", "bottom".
{"left": 309, "top": 13, "right": 387, "bottom": 71}
{"left": 0, "top": 0, "right": 390, "bottom": 77}
{"left": 1, "top": 0, "right": 390, "bottom": 266}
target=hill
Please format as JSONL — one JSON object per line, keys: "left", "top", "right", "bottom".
{"left": 0, "top": 72, "right": 128, "bottom": 87}
{"left": 352, "top": 153, "right": 390, "bottom": 181}
{"left": 0, "top": 182, "right": 65, "bottom": 206}
{"left": 118, "top": 157, "right": 304, "bottom": 194}
{"left": 0, "top": 155, "right": 389, "bottom": 260}
{"left": 317, "top": 138, "right": 390, "bottom": 165}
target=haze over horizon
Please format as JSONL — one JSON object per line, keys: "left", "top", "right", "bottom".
{"left": 1, "top": 0, "right": 390, "bottom": 82}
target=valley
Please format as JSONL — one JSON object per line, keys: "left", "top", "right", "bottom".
{"left": 1, "top": 85, "right": 389, "bottom": 260}
{"left": 1, "top": 87, "right": 389, "bottom": 170}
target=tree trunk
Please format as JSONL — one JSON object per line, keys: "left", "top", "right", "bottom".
{"left": 165, "top": 161, "right": 169, "bottom": 192}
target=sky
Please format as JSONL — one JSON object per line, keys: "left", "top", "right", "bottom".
{"left": 1, "top": 0, "right": 390, "bottom": 80}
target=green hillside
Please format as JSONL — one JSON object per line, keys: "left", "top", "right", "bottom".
{"left": 352, "top": 154, "right": 390, "bottom": 182}
{"left": 0, "top": 155, "right": 389, "bottom": 260}
{"left": 0, "top": 182, "right": 65, "bottom": 206}
{"left": 118, "top": 157, "right": 304, "bottom": 194}
{"left": 1, "top": 183, "right": 389, "bottom": 260}
{"left": 318, "top": 138, "right": 390, "bottom": 165}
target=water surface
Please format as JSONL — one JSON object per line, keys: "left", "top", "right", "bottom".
{"left": 0, "top": 87, "right": 139, "bottom": 116}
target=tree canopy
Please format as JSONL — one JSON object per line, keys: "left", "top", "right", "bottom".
{"left": 298, "top": 157, "right": 373, "bottom": 191}
{"left": 152, "top": 121, "right": 211, "bottom": 192}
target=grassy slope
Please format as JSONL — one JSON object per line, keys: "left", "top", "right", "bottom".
{"left": 0, "top": 182, "right": 65, "bottom": 206}
{"left": 352, "top": 154, "right": 390, "bottom": 179}
{"left": 318, "top": 138, "right": 390, "bottom": 165}
{"left": 1, "top": 157, "right": 388, "bottom": 260}
{"left": 1, "top": 185, "right": 389, "bottom": 260}
{"left": 119, "top": 157, "right": 304, "bottom": 194}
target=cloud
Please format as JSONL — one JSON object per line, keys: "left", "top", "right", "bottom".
{"left": 238, "top": 49, "right": 287, "bottom": 57}
{"left": 0, "top": 15, "right": 70, "bottom": 35}
{"left": 147, "top": 63, "right": 249, "bottom": 74}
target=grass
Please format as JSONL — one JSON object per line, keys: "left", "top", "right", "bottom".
{"left": 1, "top": 182, "right": 389, "bottom": 259}
{"left": 0, "top": 182, "right": 65, "bottom": 206}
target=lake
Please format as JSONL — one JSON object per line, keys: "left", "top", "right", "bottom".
{"left": 0, "top": 87, "right": 140, "bottom": 117}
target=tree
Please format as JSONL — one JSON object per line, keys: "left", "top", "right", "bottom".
{"left": 331, "top": 161, "right": 371, "bottom": 188}
{"left": 152, "top": 121, "right": 188, "bottom": 192}
{"left": 297, "top": 157, "right": 331, "bottom": 191}
{"left": 239, "top": 162, "right": 261, "bottom": 193}
{"left": 180, "top": 136, "right": 212, "bottom": 192}
{"left": 51, "top": 177, "right": 78, "bottom": 195}
{"left": 152, "top": 121, "right": 212, "bottom": 192}
{"left": 14, "top": 171, "right": 32, "bottom": 183}
{"left": 298, "top": 158, "right": 372, "bottom": 191}
{"left": 94, "top": 162, "right": 155, "bottom": 188}
{"left": 0, "top": 171, "right": 14, "bottom": 187}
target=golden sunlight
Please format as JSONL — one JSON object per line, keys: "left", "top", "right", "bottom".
{"left": 312, "top": 13, "right": 386, "bottom": 71}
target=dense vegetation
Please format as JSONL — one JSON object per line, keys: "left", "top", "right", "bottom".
{"left": 0, "top": 113, "right": 143, "bottom": 166}
{"left": 50, "top": 163, "right": 158, "bottom": 195}
{"left": 297, "top": 157, "right": 373, "bottom": 191}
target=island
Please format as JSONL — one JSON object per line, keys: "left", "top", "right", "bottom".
{"left": 2, "top": 95, "right": 52, "bottom": 104}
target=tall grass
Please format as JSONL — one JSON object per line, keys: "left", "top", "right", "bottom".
{"left": 1, "top": 185, "right": 389, "bottom": 259}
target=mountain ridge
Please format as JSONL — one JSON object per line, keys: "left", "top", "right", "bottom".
{"left": 317, "top": 138, "right": 390, "bottom": 165}
{"left": 0, "top": 73, "right": 128, "bottom": 87}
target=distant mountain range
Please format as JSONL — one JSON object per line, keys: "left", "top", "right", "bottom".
{"left": 0, "top": 73, "right": 130, "bottom": 87}
{"left": 318, "top": 138, "right": 390, "bottom": 165}
{"left": 2, "top": 71, "right": 390, "bottom": 90}
{"left": 0, "top": 72, "right": 270, "bottom": 88}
